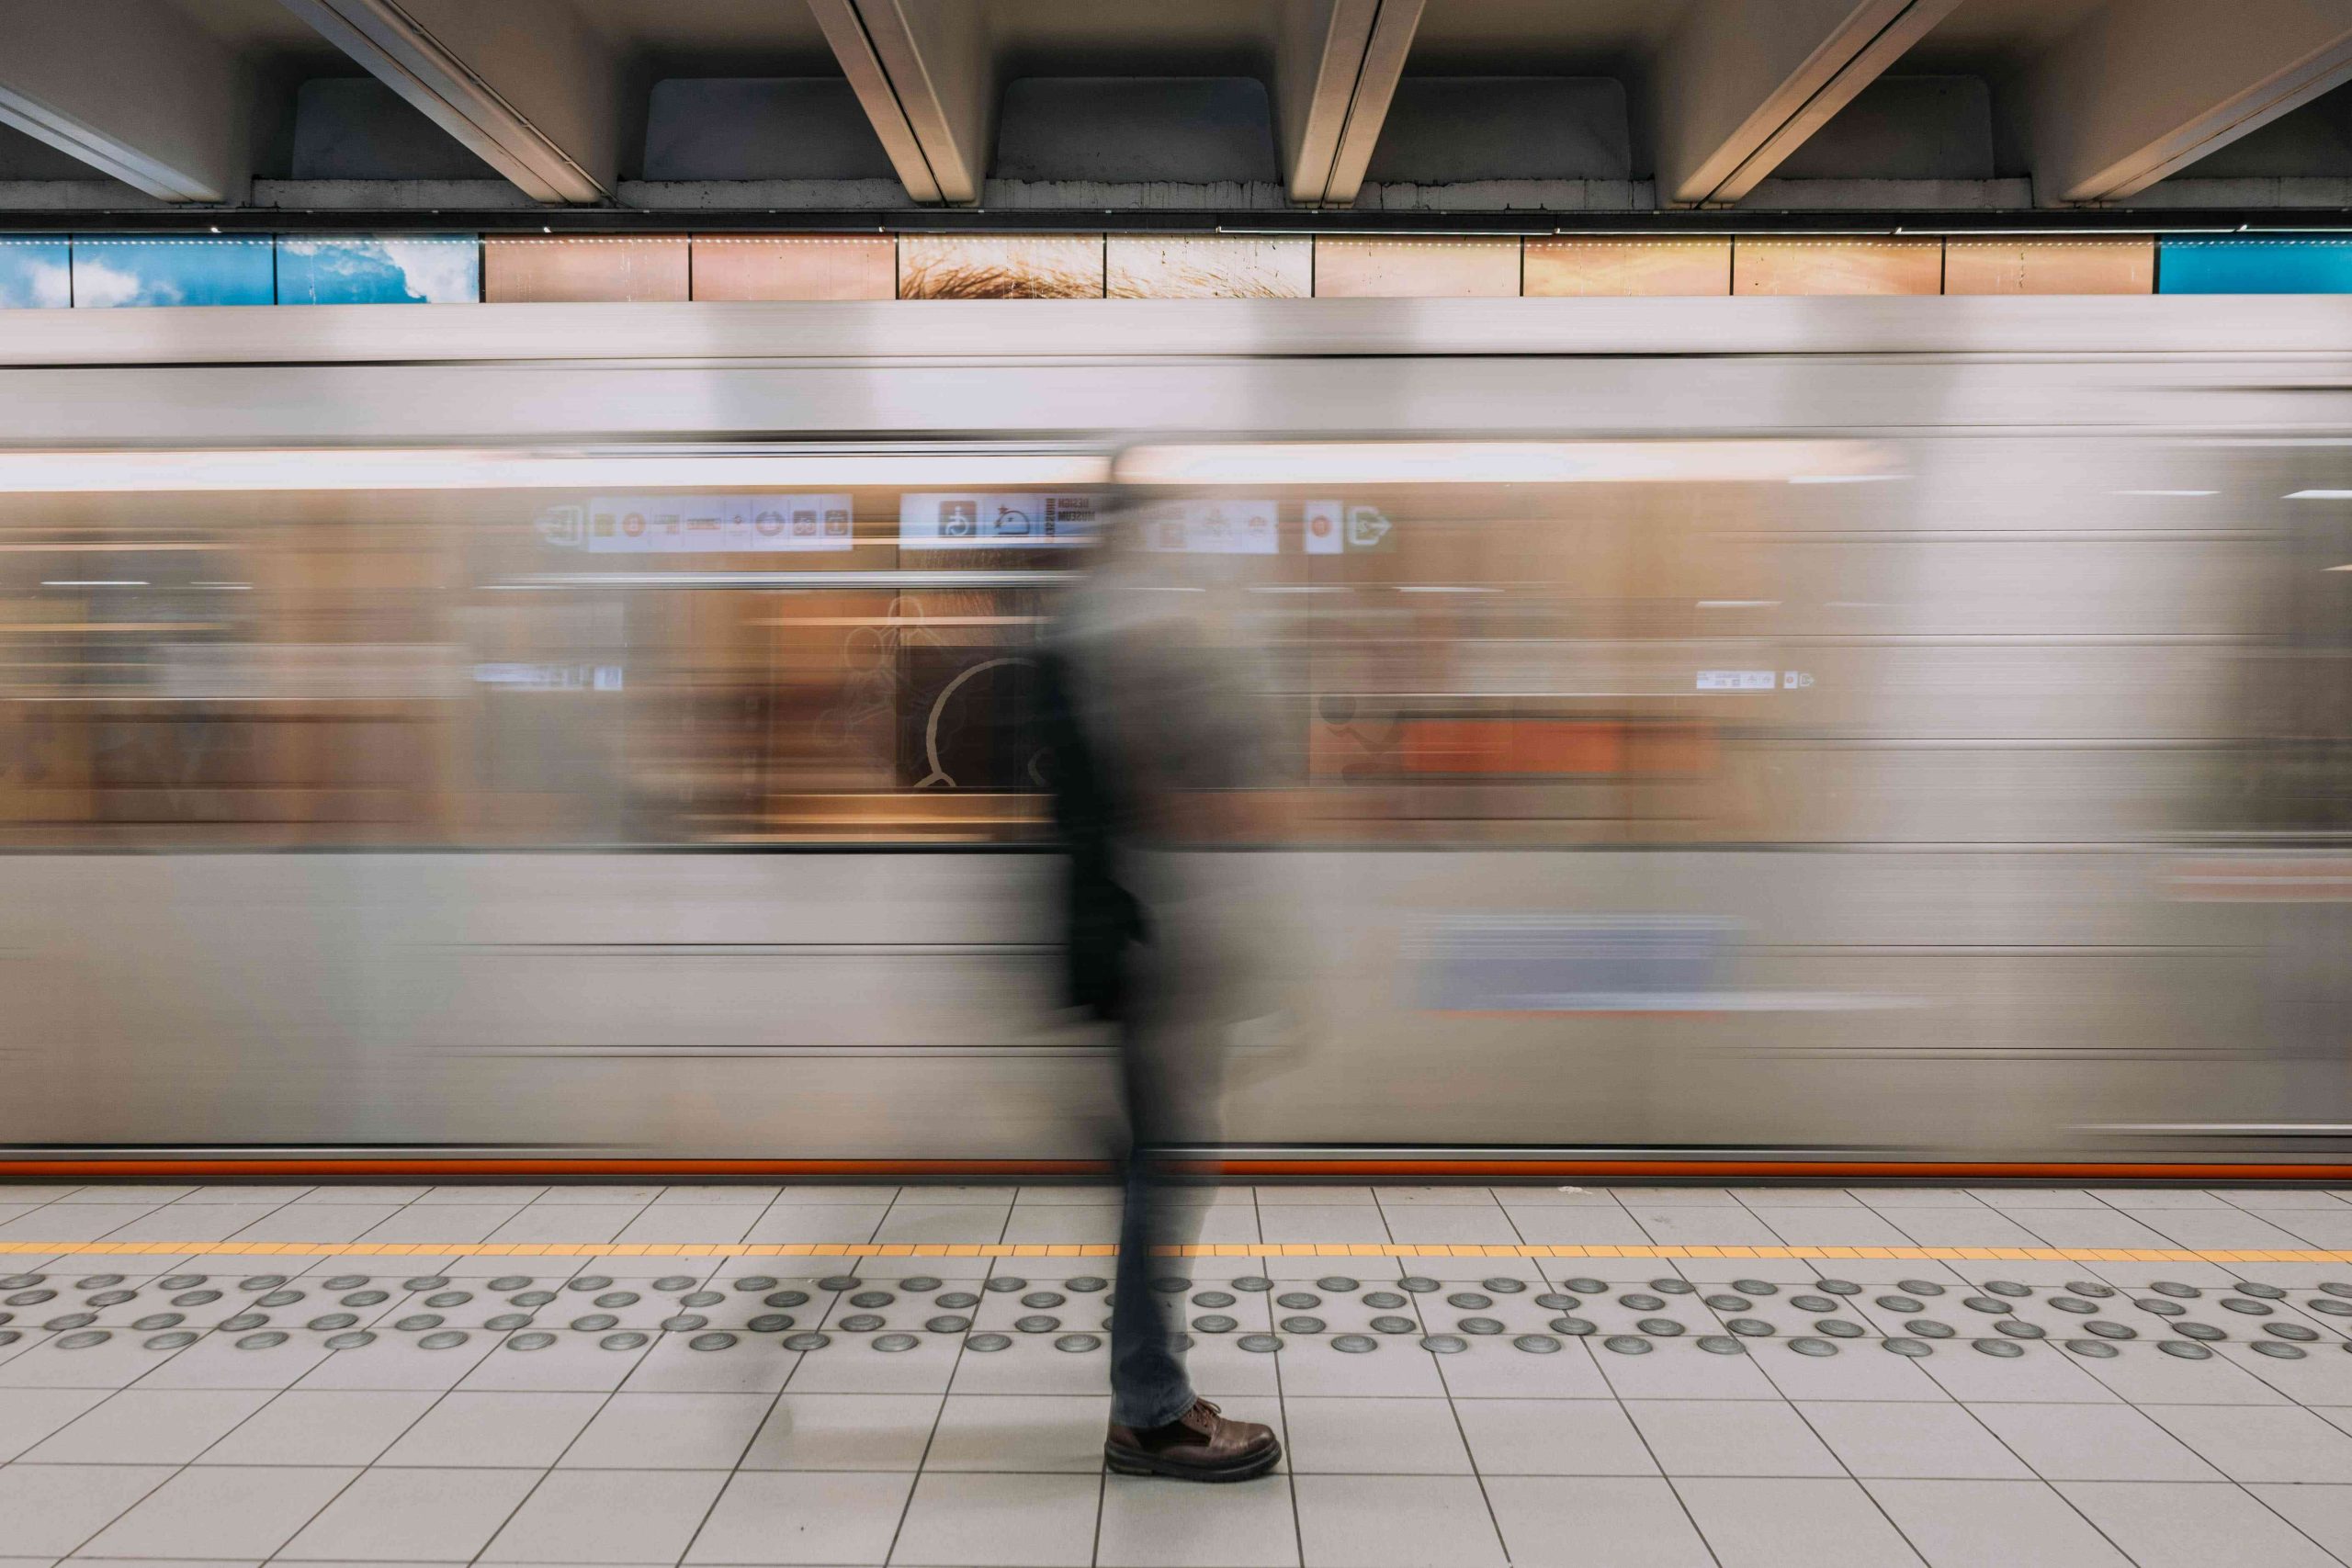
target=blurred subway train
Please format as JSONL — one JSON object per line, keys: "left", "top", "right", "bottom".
{"left": 0, "top": 295, "right": 2346, "bottom": 1176}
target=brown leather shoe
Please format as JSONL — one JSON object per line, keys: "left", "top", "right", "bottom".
{"left": 1105, "top": 1398, "right": 1281, "bottom": 1482}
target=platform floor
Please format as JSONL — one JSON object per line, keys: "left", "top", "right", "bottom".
{"left": 2, "top": 1180, "right": 2352, "bottom": 1566}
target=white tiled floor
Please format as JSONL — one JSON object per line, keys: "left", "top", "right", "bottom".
{"left": 1, "top": 1179, "right": 2351, "bottom": 1564}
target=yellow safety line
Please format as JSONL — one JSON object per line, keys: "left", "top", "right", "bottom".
{"left": 1, "top": 1240, "right": 2348, "bottom": 1264}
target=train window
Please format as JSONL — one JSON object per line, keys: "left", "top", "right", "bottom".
{"left": 0, "top": 436, "right": 2332, "bottom": 848}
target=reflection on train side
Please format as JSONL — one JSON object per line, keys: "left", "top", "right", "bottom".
{"left": 0, "top": 435, "right": 2343, "bottom": 853}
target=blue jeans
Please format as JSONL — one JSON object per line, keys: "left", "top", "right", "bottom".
{"left": 1108, "top": 1021, "right": 1202, "bottom": 1429}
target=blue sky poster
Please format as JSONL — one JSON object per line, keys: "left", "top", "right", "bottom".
{"left": 71, "top": 236, "right": 275, "bottom": 307}
{"left": 276, "top": 236, "right": 481, "bottom": 304}
{"left": 0, "top": 238, "right": 71, "bottom": 308}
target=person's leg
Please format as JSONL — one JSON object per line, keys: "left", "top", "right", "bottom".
{"left": 1109, "top": 1028, "right": 1195, "bottom": 1430}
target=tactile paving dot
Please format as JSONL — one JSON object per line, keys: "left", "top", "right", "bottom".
{"left": 512, "top": 1292, "right": 557, "bottom": 1307}
{"left": 662, "top": 1315, "right": 707, "bottom": 1333}
{"left": 1637, "top": 1318, "right": 1685, "bottom": 1337}
{"left": 427, "top": 1292, "right": 474, "bottom": 1308}
{"left": 1366, "top": 1292, "right": 1409, "bottom": 1310}
{"left": 821, "top": 1276, "right": 865, "bottom": 1292}
{"left": 2064, "top": 1339, "right": 2120, "bottom": 1358}
{"left": 42, "top": 1313, "right": 96, "bottom": 1331}
{"left": 1698, "top": 1336, "right": 1747, "bottom": 1355}
{"left": 748, "top": 1313, "right": 796, "bottom": 1333}
{"left": 1790, "top": 1295, "right": 1839, "bottom": 1314}
{"left": 1973, "top": 1339, "right": 2025, "bottom": 1358}
{"left": 2237, "top": 1281, "right": 2287, "bottom": 1299}
{"left": 1371, "top": 1315, "right": 1418, "bottom": 1334}
{"left": 2320, "top": 1281, "right": 2352, "bottom": 1299}
{"left": 853, "top": 1292, "right": 899, "bottom": 1309}
{"left": 174, "top": 1291, "right": 221, "bottom": 1306}
{"left": 652, "top": 1276, "right": 697, "bottom": 1292}
{"left": 2050, "top": 1297, "right": 2098, "bottom": 1314}
{"left": 75, "top": 1274, "right": 124, "bottom": 1289}
{"left": 1399, "top": 1276, "right": 1442, "bottom": 1293}
{"left": 2150, "top": 1280, "right": 2200, "bottom": 1298}
{"left": 0, "top": 1331, "right": 17, "bottom": 1347}
{"left": 2220, "top": 1298, "right": 2274, "bottom": 1315}
{"left": 1064, "top": 1276, "right": 1105, "bottom": 1293}
{"left": 1514, "top": 1334, "right": 1561, "bottom": 1353}
{"left": 395, "top": 1314, "right": 442, "bottom": 1332}
{"left": 1817, "top": 1319, "right": 1867, "bottom": 1339}
{"left": 874, "top": 1333, "right": 920, "bottom": 1353}
{"left": 1602, "top": 1336, "right": 1652, "bottom": 1355}
{"left": 1815, "top": 1280, "right": 1862, "bottom": 1296}
{"left": 85, "top": 1290, "right": 135, "bottom": 1306}
{"left": 1452, "top": 1292, "right": 1497, "bottom": 1311}
{"left": 1616, "top": 1293, "right": 1664, "bottom": 1312}
{"left": 571, "top": 1314, "right": 619, "bottom": 1332}
{"left": 1193, "top": 1292, "right": 1236, "bottom": 1309}
{"left": 934, "top": 1292, "right": 978, "bottom": 1311}
{"left": 489, "top": 1277, "right": 533, "bottom": 1292}
{"left": 145, "top": 1331, "right": 200, "bottom": 1350}
{"left": 734, "top": 1276, "right": 779, "bottom": 1292}
{"left": 340, "top": 1292, "right": 389, "bottom": 1307}
{"left": 1238, "top": 1334, "right": 1283, "bottom": 1353}
{"left": 2265, "top": 1324, "right": 2321, "bottom": 1342}
{"left": 1883, "top": 1338, "right": 1934, "bottom": 1358}
{"left": 1898, "top": 1280, "right": 1947, "bottom": 1297}
{"left": 256, "top": 1291, "right": 303, "bottom": 1308}
{"left": 1995, "top": 1321, "right": 2046, "bottom": 1339}
{"left": 1283, "top": 1316, "right": 1327, "bottom": 1334}
{"left": 132, "top": 1314, "right": 183, "bottom": 1332}
{"left": 1730, "top": 1280, "right": 1780, "bottom": 1296}
{"left": 1726, "top": 1318, "right": 1775, "bottom": 1337}
{"left": 419, "top": 1331, "right": 469, "bottom": 1349}
{"left": 237, "top": 1275, "right": 283, "bottom": 1291}
{"left": 323, "top": 1275, "right": 369, "bottom": 1290}
{"left": 840, "top": 1314, "right": 888, "bottom": 1333}
{"left": 307, "top": 1314, "right": 359, "bottom": 1332}
{"left": 1333, "top": 1335, "right": 1378, "bottom": 1353}
{"left": 1789, "top": 1337, "right": 1838, "bottom": 1357}
{"left": 1190, "top": 1315, "right": 1236, "bottom": 1334}
{"left": 2159, "top": 1339, "right": 2215, "bottom": 1359}
{"left": 2177, "top": 1323, "right": 2226, "bottom": 1342}
{"left": 404, "top": 1276, "right": 450, "bottom": 1292}
{"left": 1323, "top": 1277, "right": 1364, "bottom": 1292}
{"left": 1550, "top": 1317, "right": 1598, "bottom": 1336}
{"left": 1420, "top": 1336, "right": 1467, "bottom": 1354}
{"left": 2252, "top": 1340, "right": 2308, "bottom": 1359}
{"left": 592, "top": 1292, "right": 637, "bottom": 1309}
{"left": 0, "top": 1275, "right": 44, "bottom": 1289}
{"left": 2067, "top": 1280, "right": 2117, "bottom": 1299}
{"left": 962, "top": 1333, "right": 1009, "bottom": 1352}
{"left": 563, "top": 1276, "right": 611, "bottom": 1293}
{"left": 485, "top": 1313, "right": 533, "bottom": 1332}
{"left": 1054, "top": 1334, "right": 1101, "bottom": 1352}
{"left": 689, "top": 1332, "right": 738, "bottom": 1351}
{"left": 1460, "top": 1317, "right": 1505, "bottom": 1336}
{"left": 2085, "top": 1321, "right": 2137, "bottom": 1340}
{"left": 2135, "top": 1298, "right": 2187, "bottom": 1317}
{"left": 1876, "top": 1295, "right": 1925, "bottom": 1314}
{"left": 220, "top": 1313, "right": 268, "bottom": 1332}
{"left": 1984, "top": 1280, "right": 2032, "bottom": 1298}
{"left": 681, "top": 1292, "right": 725, "bottom": 1308}
{"left": 237, "top": 1331, "right": 288, "bottom": 1349}
{"left": 1277, "top": 1292, "right": 1321, "bottom": 1310}
{"left": 1478, "top": 1278, "right": 1524, "bottom": 1294}
{"left": 780, "top": 1332, "right": 831, "bottom": 1351}
{"left": 508, "top": 1332, "right": 557, "bottom": 1351}
{"left": 1962, "top": 1296, "right": 2008, "bottom": 1314}
{"left": 1705, "top": 1294, "right": 1752, "bottom": 1313}
{"left": 57, "top": 1330, "right": 111, "bottom": 1349}
{"left": 923, "top": 1315, "right": 969, "bottom": 1334}
{"left": 2311, "top": 1299, "right": 2352, "bottom": 1317}
{"left": 1016, "top": 1314, "right": 1063, "bottom": 1334}
{"left": 601, "top": 1331, "right": 649, "bottom": 1350}
{"left": 1233, "top": 1277, "right": 1272, "bottom": 1292}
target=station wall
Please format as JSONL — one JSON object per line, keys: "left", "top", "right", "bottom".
{"left": 0, "top": 231, "right": 2341, "bottom": 306}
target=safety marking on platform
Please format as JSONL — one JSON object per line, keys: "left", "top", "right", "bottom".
{"left": 1, "top": 1240, "right": 2349, "bottom": 1265}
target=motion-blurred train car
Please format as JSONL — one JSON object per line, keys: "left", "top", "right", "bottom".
{"left": 0, "top": 297, "right": 2345, "bottom": 1173}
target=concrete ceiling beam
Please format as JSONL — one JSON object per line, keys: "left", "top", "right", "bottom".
{"left": 1277, "top": 0, "right": 1426, "bottom": 206}
{"left": 1653, "top": 0, "right": 1962, "bottom": 208}
{"left": 807, "top": 0, "right": 989, "bottom": 206}
{"left": 0, "top": 0, "right": 251, "bottom": 202}
{"left": 280, "top": 0, "right": 620, "bottom": 204}
{"left": 2028, "top": 0, "right": 2352, "bottom": 205}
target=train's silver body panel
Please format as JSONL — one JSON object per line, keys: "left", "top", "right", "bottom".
{"left": 2, "top": 298, "right": 2347, "bottom": 1165}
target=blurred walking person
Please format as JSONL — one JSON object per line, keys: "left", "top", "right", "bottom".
{"left": 1035, "top": 508, "right": 1283, "bottom": 1483}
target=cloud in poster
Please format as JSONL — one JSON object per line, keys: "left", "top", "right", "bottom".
{"left": 71, "top": 239, "right": 271, "bottom": 308}
{"left": 0, "top": 242, "right": 71, "bottom": 309}
{"left": 278, "top": 237, "right": 479, "bottom": 304}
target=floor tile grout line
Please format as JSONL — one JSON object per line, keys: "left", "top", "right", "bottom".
{"left": 1600, "top": 1347, "right": 1727, "bottom": 1568}
{"left": 883, "top": 1269, "right": 980, "bottom": 1568}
